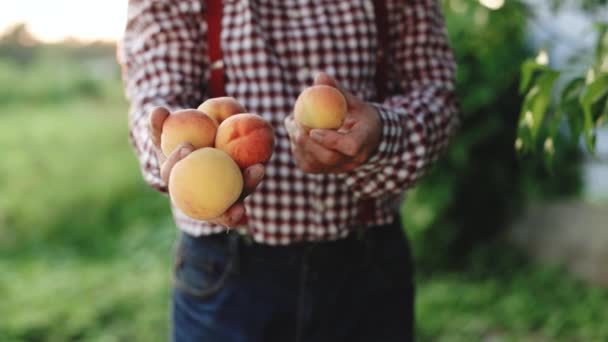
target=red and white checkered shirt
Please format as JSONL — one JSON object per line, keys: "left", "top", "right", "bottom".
{"left": 119, "top": 0, "right": 459, "bottom": 245}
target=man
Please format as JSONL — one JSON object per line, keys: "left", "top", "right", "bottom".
{"left": 120, "top": 0, "right": 458, "bottom": 341}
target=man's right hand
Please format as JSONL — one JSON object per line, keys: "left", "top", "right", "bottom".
{"left": 149, "top": 107, "right": 265, "bottom": 228}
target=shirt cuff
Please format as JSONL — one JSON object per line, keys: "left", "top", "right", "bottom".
{"left": 364, "top": 102, "right": 405, "bottom": 167}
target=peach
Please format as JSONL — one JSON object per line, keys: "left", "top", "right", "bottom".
{"left": 215, "top": 113, "right": 275, "bottom": 169}
{"left": 197, "top": 97, "right": 247, "bottom": 125}
{"left": 169, "top": 148, "right": 243, "bottom": 220}
{"left": 294, "top": 85, "right": 347, "bottom": 129}
{"left": 161, "top": 109, "right": 217, "bottom": 157}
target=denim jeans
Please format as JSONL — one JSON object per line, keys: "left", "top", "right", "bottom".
{"left": 171, "top": 218, "right": 414, "bottom": 342}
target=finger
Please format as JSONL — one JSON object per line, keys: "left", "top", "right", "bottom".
{"left": 309, "top": 128, "right": 364, "bottom": 157}
{"left": 290, "top": 140, "right": 340, "bottom": 174}
{"left": 154, "top": 148, "right": 167, "bottom": 165}
{"left": 290, "top": 141, "right": 317, "bottom": 173}
{"left": 289, "top": 141, "right": 306, "bottom": 167}
{"left": 301, "top": 136, "right": 346, "bottom": 166}
{"left": 241, "top": 164, "right": 265, "bottom": 196}
{"left": 295, "top": 158, "right": 326, "bottom": 174}
{"left": 284, "top": 115, "right": 300, "bottom": 141}
{"left": 338, "top": 161, "right": 361, "bottom": 173}
{"left": 285, "top": 117, "right": 309, "bottom": 146}
{"left": 288, "top": 119, "right": 348, "bottom": 167}
{"left": 337, "top": 117, "right": 358, "bottom": 133}
{"left": 283, "top": 114, "right": 293, "bottom": 128}
{"left": 313, "top": 72, "right": 359, "bottom": 107}
{"left": 313, "top": 72, "right": 339, "bottom": 88}
{"left": 149, "top": 107, "right": 170, "bottom": 149}
{"left": 287, "top": 115, "right": 346, "bottom": 165}
{"left": 210, "top": 203, "right": 246, "bottom": 228}
{"left": 160, "top": 143, "right": 194, "bottom": 184}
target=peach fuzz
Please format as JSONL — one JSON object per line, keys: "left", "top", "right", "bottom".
{"left": 215, "top": 113, "right": 275, "bottom": 169}
{"left": 160, "top": 109, "right": 217, "bottom": 157}
{"left": 197, "top": 97, "right": 247, "bottom": 125}
{"left": 169, "top": 148, "right": 243, "bottom": 220}
{"left": 294, "top": 85, "right": 347, "bottom": 130}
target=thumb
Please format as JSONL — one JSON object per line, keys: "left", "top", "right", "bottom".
{"left": 313, "top": 72, "right": 359, "bottom": 107}
{"left": 313, "top": 72, "right": 339, "bottom": 88}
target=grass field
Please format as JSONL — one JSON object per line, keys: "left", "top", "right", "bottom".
{"left": 1, "top": 59, "right": 608, "bottom": 341}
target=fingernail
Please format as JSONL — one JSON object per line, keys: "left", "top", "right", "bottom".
{"left": 180, "top": 147, "right": 191, "bottom": 158}
{"left": 250, "top": 166, "right": 264, "bottom": 179}
{"left": 231, "top": 207, "right": 244, "bottom": 223}
{"left": 310, "top": 130, "right": 324, "bottom": 142}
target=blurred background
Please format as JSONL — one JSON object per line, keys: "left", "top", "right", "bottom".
{"left": 0, "top": 0, "right": 607, "bottom": 341}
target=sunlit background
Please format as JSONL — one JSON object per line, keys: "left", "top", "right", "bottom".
{"left": 1, "top": 0, "right": 607, "bottom": 341}
{"left": 0, "top": 0, "right": 126, "bottom": 42}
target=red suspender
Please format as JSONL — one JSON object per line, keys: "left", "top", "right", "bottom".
{"left": 206, "top": 0, "right": 226, "bottom": 97}
{"left": 373, "top": 0, "right": 388, "bottom": 102}
{"left": 208, "top": 0, "right": 246, "bottom": 223}
{"left": 357, "top": 0, "right": 388, "bottom": 223}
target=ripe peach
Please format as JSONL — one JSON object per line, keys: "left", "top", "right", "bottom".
{"left": 197, "top": 97, "right": 247, "bottom": 125}
{"left": 161, "top": 109, "right": 217, "bottom": 157}
{"left": 169, "top": 148, "right": 243, "bottom": 220}
{"left": 215, "top": 113, "right": 275, "bottom": 169}
{"left": 294, "top": 85, "right": 347, "bottom": 129}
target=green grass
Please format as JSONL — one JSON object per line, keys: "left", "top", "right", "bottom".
{"left": 416, "top": 244, "right": 608, "bottom": 341}
{"left": 0, "top": 97, "right": 170, "bottom": 254}
{"left": 0, "top": 229, "right": 174, "bottom": 341}
{"left": 0, "top": 77, "right": 178, "bottom": 340}
{"left": 1, "top": 62, "right": 608, "bottom": 341}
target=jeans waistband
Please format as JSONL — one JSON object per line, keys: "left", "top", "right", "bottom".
{"left": 181, "top": 218, "right": 403, "bottom": 269}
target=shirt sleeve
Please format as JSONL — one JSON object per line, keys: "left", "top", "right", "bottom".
{"left": 342, "top": 0, "right": 460, "bottom": 199}
{"left": 118, "top": 0, "right": 206, "bottom": 192}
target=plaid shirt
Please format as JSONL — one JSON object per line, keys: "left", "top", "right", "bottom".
{"left": 119, "top": 0, "right": 459, "bottom": 245}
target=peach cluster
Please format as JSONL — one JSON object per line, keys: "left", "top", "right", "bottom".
{"left": 294, "top": 85, "right": 347, "bottom": 130}
{"left": 161, "top": 97, "right": 275, "bottom": 220}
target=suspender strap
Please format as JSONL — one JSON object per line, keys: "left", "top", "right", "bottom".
{"left": 207, "top": 1, "right": 246, "bottom": 222}
{"left": 357, "top": 0, "right": 389, "bottom": 223}
{"left": 206, "top": 0, "right": 226, "bottom": 97}
{"left": 372, "top": 0, "right": 389, "bottom": 102}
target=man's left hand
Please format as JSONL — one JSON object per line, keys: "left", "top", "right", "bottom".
{"left": 284, "top": 72, "right": 382, "bottom": 174}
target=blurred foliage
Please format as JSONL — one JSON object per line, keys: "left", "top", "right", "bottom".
{"left": 417, "top": 241, "right": 608, "bottom": 341}
{"left": 0, "top": 24, "right": 119, "bottom": 104}
{"left": 518, "top": 0, "right": 608, "bottom": 157}
{"left": 402, "top": 0, "right": 582, "bottom": 268}
{"left": 0, "top": 24, "right": 176, "bottom": 340}
{"left": 0, "top": 59, "right": 103, "bottom": 104}
{"left": 518, "top": 25, "right": 608, "bottom": 157}
{"left": 0, "top": 226, "right": 175, "bottom": 341}
{"left": 549, "top": 0, "right": 608, "bottom": 12}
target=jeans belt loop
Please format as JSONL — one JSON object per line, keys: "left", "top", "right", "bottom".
{"left": 356, "top": 224, "right": 366, "bottom": 241}
{"left": 228, "top": 232, "right": 241, "bottom": 274}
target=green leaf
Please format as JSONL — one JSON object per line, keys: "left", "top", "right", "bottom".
{"left": 593, "top": 23, "right": 608, "bottom": 66}
{"left": 558, "top": 77, "right": 585, "bottom": 141}
{"left": 580, "top": 73, "right": 608, "bottom": 151}
{"left": 601, "top": 98, "right": 608, "bottom": 126}
{"left": 515, "top": 125, "right": 532, "bottom": 154}
{"left": 519, "top": 70, "right": 560, "bottom": 144}
{"left": 593, "top": 93, "right": 608, "bottom": 123}
{"left": 561, "top": 77, "right": 586, "bottom": 101}
{"left": 548, "top": 107, "right": 562, "bottom": 138}
{"left": 519, "top": 59, "right": 548, "bottom": 94}
{"left": 543, "top": 137, "right": 555, "bottom": 172}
